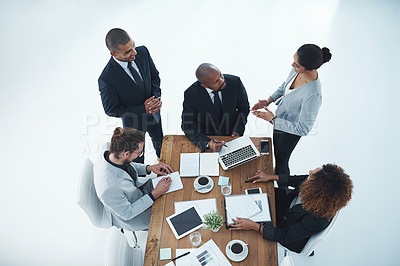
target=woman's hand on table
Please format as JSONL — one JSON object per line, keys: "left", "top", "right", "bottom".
{"left": 248, "top": 170, "right": 278, "bottom": 183}
{"left": 229, "top": 218, "right": 259, "bottom": 231}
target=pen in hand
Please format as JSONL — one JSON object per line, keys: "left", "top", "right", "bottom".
{"left": 212, "top": 139, "right": 228, "bottom": 147}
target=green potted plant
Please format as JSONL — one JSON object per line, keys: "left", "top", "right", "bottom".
{"left": 203, "top": 210, "right": 224, "bottom": 232}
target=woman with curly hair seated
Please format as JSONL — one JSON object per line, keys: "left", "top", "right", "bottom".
{"left": 228, "top": 164, "right": 353, "bottom": 254}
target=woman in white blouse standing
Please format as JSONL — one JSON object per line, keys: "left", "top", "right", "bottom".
{"left": 252, "top": 44, "right": 332, "bottom": 175}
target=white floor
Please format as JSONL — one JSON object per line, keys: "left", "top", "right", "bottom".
{"left": 0, "top": 0, "right": 399, "bottom": 265}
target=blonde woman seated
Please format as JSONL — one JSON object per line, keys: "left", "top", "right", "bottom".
{"left": 229, "top": 164, "right": 353, "bottom": 253}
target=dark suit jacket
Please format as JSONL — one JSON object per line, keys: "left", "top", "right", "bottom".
{"left": 262, "top": 174, "right": 331, "bottom": 253}
{"left": 98, "top": 46, "right": 161, "bottom": 128}
{"left": 181, "top": 74, "right": 250, "bottom": 151}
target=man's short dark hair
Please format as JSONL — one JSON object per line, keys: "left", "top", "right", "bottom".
{"left": 105, "top": 28, "right": 131, "bottom": 52}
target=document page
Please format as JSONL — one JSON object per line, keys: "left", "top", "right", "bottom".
{"left": 225, "top": 194, "right": 261, "bottom": 222}
{"left": 176, "top": 249, "right": 196, "bottom": 266}
{"left": 189, "top": 239, "right": 232, "bottom": 266}
{"left": 246, "top": 193, "right": 271, "bottom": 222}
{"left": 199, "top": 153, "right": 219, "bottom": 176}
{"left": 152, "top": 171, "right": 183, "bottom": 194}
{"left": 175, "top": 198, "right": 217, "bottom": 220}
{"left": 180, "top": 153, "right": 200, "bottom": 177}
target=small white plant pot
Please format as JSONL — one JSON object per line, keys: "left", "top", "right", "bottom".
{"left": 211, "top": 226, "right": 221, "bottom": 233}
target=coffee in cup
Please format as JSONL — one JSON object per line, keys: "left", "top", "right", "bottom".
{"left": 198, "top": 176, "right": 209, "bottom": 186}
{"left": 231, "top": 242, "right": 244, "bottom": 255}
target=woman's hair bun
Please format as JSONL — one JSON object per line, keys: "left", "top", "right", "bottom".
{"left": 321, "top": 47, "right": 332, "bottom": 63}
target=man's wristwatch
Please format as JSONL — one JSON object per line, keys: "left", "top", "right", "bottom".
{"left": 146, "top": 165, "right": 151, "bottom": 174}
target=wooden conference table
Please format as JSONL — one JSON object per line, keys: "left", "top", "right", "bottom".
{"left": 143, "top": 135, "right": 278, "bottom": 266}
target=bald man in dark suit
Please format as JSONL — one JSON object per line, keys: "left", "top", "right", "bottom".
{"left": 181, "top": 63, "right": 250, "bottom": 152}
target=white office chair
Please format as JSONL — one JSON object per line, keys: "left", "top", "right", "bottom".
{"left": 280, "top": 250, "right": 294, "bottom": 266}
{"left": 279, "top": 211, "right": 340, "bottom": 265}
{"left": 299, "top": 211, "right": 340, "bottom": 256}
{"left": 105, "top": 227, "right": 148, "bottom": 266}
{"left": 77, "top": 158, "right": 140, "bottom": 248}
{"left": 77, "top": 158, "right": 112, "bottom": 228}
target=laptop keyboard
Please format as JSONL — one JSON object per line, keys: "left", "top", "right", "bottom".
{"left": 220, "top": 145, "right": 257, "bottom": 168}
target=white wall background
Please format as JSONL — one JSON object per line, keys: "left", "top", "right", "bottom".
{"left": 0, "top": 0, "right": 399, "bottom": 265}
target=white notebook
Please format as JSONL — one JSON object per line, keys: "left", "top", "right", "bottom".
{"left": 151, "top": 171, "right": 183, "bottom": 194}
{"left": 180, "top": 153, "right": 219, "bottom": 177}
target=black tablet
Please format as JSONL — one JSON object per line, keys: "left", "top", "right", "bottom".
{"left": 166, "top": 205, "right": 204, "bottom": 239}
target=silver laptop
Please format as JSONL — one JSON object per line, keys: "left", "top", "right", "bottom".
{"left": 218, "top": 136, "right": 260, "bottom": 170}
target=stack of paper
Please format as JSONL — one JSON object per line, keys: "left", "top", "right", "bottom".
{"left": 225, "top": 194, "right": 271, "bottom": 225}
{"left": 225, "top": 195, "right": 261, "bottom": 220}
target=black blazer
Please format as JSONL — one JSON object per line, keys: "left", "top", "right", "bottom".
{"left": 181, "top": 74, "right": 250, "bottom": 151}
{"left": 98, "top": 46, "right": 161, "bottom": 128}
{"left": 262, "top": 174, "right": 331, "bottom": 253}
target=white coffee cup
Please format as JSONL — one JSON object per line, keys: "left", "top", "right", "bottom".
{"left": 230, "top": 241, "right": 245, "bottom": 256}
{"left": 197, "top": 176, "right": 210, "bottom": 186}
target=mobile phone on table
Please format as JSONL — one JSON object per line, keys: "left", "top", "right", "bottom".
{"left": 245, "top": 188, "right": 262, "bottom": 194}
{"left": 260, "top": 140, "right": 270, "bottom": 155}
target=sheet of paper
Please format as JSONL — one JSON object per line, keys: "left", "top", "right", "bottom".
{"left": 189, "top": 239, "right": 231, "bottom": 266}
{"left": 246, "top": 193, "right": 271, "bottom": 222}
{"left": 175, "top": 198, "right": 217, "bottom": 218}
{"left": 225, "top": 194, "right": 261, "bottom": 221}
{"left": 218, "top": 176, "right": 229, "bottom": 186}
{"left": 180, "top": 153, "right": 200, "bottom": 177}
{"left": 199, "top": 153, "right": 219, "bottom": 176}
{"left": 152, "top": 172, "right": 183, "bottom": 194}
{"left": 160, "top": 248, "right": 172, "bottom": 260}
{"left": 164, "top": 261, "right": 175, "bottom": 266}
{"left": 226, "top": 194, "right": 271, "bottom": 224}
{"left": 175, "top": 249, "right": 196, "bottom": 266}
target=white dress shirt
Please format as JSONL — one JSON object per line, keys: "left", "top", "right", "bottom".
{"left": 113, "top": 57, "right": 143, "bottom": 83}
{"left": 204, "top": 87, "right": 223, "bottom": 105}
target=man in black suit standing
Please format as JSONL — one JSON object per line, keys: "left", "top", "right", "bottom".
{"left": 181, "top": 63, "right": 250, "bottom": 152}
{"left": 98, "top": 28, "right": 163, "bottom": 162}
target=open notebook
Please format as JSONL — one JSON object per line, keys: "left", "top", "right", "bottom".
{"left": 180, "top": 153, "right": 219, "bottom": 177}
